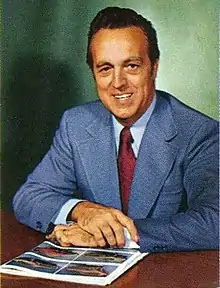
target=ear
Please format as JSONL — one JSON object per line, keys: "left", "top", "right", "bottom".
{"left": 152, "top": 59, "right": 159, "bottom": 80}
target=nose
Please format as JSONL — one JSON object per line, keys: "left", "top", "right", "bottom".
{"left": 112, "top": 69, "right": 127, "bottom": 89}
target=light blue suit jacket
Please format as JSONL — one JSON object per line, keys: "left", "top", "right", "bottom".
{"left": 13, "top": 90, "right": 219, "bottom": 252}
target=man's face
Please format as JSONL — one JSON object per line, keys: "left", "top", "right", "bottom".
{"left": 91, "top": 26, "right": 159, "bottom": 126}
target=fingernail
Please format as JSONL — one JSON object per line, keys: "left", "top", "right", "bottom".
{"left": 135, "top": 235, "right": 139, "bottom": 242}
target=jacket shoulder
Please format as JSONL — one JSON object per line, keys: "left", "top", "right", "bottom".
{"left": 57, "top": 100, "right": 110, "bottom": 139}
{"left": 156, "top": 90, "right": 218, "bottom": 129}
{"left": 65, "top": 100, "right": 106, "bottom": 119}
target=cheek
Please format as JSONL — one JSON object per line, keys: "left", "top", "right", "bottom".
{"left": 135, "top": 73, "right": 153, "bottom": 91}
{"left": 96, "top": 78, "right": 111, "bottom": 92}
{"left": 128, "top": 71, "right": 149, "bottom": 86}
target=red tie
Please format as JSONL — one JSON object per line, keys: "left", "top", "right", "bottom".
{"left": 118, "top": 126, "right": 136, "bottom": 214}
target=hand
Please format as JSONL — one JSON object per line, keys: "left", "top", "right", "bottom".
{"left": 70, "top": 201, "right": 139, "bottom": 248}
{"left": 46, "top": 223, "right": 98, "bottom": 247}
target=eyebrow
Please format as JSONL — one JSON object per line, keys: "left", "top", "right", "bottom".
{"left": 95, "top": 61, "right": 112, "bottom": 69}
{"left": 124, "top": 57, "right": 143, "bottom": 64}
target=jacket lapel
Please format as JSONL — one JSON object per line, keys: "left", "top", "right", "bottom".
{"left": 128, "top": 94, "right": 179, "bottom": 218}
{"left": 76, "top": 108, "right": 121, "bottom": 210}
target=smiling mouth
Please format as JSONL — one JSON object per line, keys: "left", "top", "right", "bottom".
{"left": 114, "top": 93, "right": 132, "bottom": 100}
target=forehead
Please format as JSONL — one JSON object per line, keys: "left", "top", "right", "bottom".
{"left": 91, "top": 26, "right": 149, "bottom": 62}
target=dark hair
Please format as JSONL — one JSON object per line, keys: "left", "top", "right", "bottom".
{"left": 86, "top": 6, "right": 160, "bottom": 69}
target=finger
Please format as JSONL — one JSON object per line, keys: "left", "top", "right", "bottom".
{"left": 52, "top": 230, "right": 71, "bottom": 247}
{"left": 90, "top": 226, "right": 107, "bottom": 247}
{"left": 46, "top": 224, "right": 67, "bottom": 239}
{"left": 109, "top": 221, "right": 125, "bottom": 247}
{"left": 54, "top": 224, "right": 69, "bottom": 230}
{"left": 46, "top": 234, "right": 54, "bottom": 240}
{"left": 113, "top": 210, "right": 139, "bottom": 242}
{"left": 79, "top": 234, "right": 98, "bottom": 247}
{"left": 63, "top": 228, "right": 98, "bottom": 247}
{"left": 78, "top": 221, "right": 107, "bottom": 247}
{"left": 100, "top": 224, "right": 117, "bottom": 247}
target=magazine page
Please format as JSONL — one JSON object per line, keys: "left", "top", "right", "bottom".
{"left": 0, "top": 241, "right": 148, "bottom": 286}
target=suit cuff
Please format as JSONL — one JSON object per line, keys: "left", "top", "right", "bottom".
{"left": 54, "top": 199, "right": 85, "bottom": 225}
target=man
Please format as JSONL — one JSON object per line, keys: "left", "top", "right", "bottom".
{"left": 13, "top": 7, "right": 219, "bottom": 252}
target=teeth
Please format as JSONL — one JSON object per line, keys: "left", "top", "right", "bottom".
{"left": 114, "top": 94, "right": 132, "bottom": 99}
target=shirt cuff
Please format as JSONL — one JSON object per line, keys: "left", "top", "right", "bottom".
{"left": 54, "top": 199, "right": 85, "bottom": 225}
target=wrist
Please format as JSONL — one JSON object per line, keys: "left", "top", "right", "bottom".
{"left": 70, "top": 201, "right": 89, "bottom": 221}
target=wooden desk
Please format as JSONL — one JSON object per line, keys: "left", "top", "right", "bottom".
{"left": 1, "top": 211, "right": 219, "bottom": 288}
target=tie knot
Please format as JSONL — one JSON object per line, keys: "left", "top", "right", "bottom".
{"left": 120, "top": 126, "right": 133, "bottom": 144}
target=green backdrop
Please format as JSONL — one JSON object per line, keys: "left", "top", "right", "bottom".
{"left": 2, "top": 0, "right": 218, "bottom": 210}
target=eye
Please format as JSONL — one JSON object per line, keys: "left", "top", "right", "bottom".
{"left": 99, "top": 66, "right": 112, "bottom": 73}
{"left": 124, "top": 63, "right": 141, "bottom": 74}
{"left": 127, "top": 63, "right": 139, "bottom": 70}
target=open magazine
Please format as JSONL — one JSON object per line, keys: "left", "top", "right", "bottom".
{"left": 0, "top": 230, "right": 148, "bottom": 286}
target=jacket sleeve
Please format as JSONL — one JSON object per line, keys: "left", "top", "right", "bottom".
{"left": 134, "top": 120, "right": 219, "bottom": 252}
{"left": 13, "top": 110, "right": 81, "bottom": 233}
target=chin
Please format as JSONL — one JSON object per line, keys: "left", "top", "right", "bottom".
{"left": 113, "top": 109, "right": 134, "bottom": 119}
{"left": 114, "top": 115, "right": 134, "bottom": 126}
{"left": 114, "top": 113, "right": 131, "bottom": 120}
